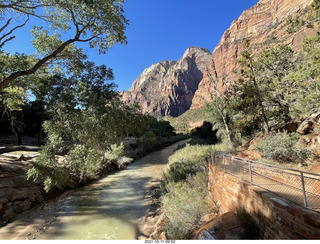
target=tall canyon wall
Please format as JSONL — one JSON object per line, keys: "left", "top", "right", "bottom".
{"left": 120, "top": 47, "right": 212, "bottom": 117}
{"left": 121, "top": 0, "right": 316, "bottom": 117}
{"left": 191, "top": 0, "right": 315, "bottom": 109}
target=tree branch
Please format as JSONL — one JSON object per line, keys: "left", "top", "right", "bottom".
{"left": 0, "top": 36, "right": 15, "bottom": 49}
{"left": 0, "top": 37, "right": 77, "bottom": 90}
{"left": 0, "top": 16, "right": 29, "bottom": 48}
{"left": 0, "top": 18, "right": 12, "bottom": 33}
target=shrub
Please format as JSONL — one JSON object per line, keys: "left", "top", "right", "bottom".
{"left": 161, "top": 145, "right": 211, "bottom": 191}
{"left": 160, "top": 172, "right": 209, "bottom": 240}
{"left": 254, "top": 132, "right": 313, "bottom": 164}
{"left": 104, "top": 143, "right": 125, "bottom": 162}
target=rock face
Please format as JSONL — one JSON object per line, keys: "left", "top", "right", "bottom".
{"left": 191, "top": 0, "right": 315, "bottom": 109}
{"left": 0, "top": 156, "right": 44, "bottom": 226}
{"left": 120, "top": 47, "right": 212, "bottom": 117}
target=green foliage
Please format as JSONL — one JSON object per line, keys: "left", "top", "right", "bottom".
{"left": 142, "top": 131, "right": 156, "bottom": 142}
{"left": 205, "top": 96, "right": 235, "bottom": 147}
{"left": 161, "top": 145, "right": 211, "bottom": 192}
{"left": 286, "top": 15, "right": 306, "bottom": 34}
{"left": 147, "top": 119, "right": 175, "bottom": 138}
{"left": 159, "top": 135, "right": 224, "bottom": 240}
{"left": 167, "top": 107, "right": 206, "bottom": 134}
{"left": 286, "top": 25, "right": 320, "bottom": 120}
{"left": 254, "top": 133, "right": 313, "bottom": 164}
{"left": 104, "top": 143, "right": 125, "bottom": 162}
{"left": 231, "top": 43, "right": 296, "bottom": 137}
{"left": 190, "top": 121, "right": 218, "bottom": 144}
{"left": 27, "top": 62, "right": 150, "bottom": 192}
{"left": 311, "top": 0, "right": 320, "bottom": 18}
{"left": 160, "top": 172, "right": 209, "bottom": 240}
{"left": 0, "top": 0, "right": 128, "bottom": 90}
{"left": 126, "top": 134, "right": 189, "bottom": 160}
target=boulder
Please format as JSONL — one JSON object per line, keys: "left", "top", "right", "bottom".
{"left": 297, "top": 111, "right": 320, "bottom": 135}
{"left": 197, "top": 229, "right": 215, "bottom": 240}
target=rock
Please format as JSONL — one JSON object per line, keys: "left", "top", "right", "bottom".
{"left": 191, "top": 0, "right": 315, "bottom": 109}
{"left": 120, "top": 47, "right": 212, "bottom": 117}
{"left": 121, "top": 1, "right": 316, "bottom": 117}
{"left": 297, "top": 111, "right": 320, "bottom": 135}
{"left": 160, "top": 232, "right": 167, "bottom": 240}
{"left": 150, "top": 213, "right": 169, "bottom": 239}
{"left": 190, "top": 212, "right": 247, "bottom": 240}
{"left": 198, "top": 229, "right": 215, "bottom": 240}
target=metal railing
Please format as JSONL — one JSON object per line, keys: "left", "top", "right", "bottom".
{"left": 211, "top": 152, "right": 320, "bottom": 211}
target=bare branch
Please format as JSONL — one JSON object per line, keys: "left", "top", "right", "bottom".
{"left": 78, "top": 35, "right": 99, "bottom": 42}
{"left": 0, "top": 35, "right": 15, "bottom": 48}
{"left": 0, "top": 16, "right": 29, "bottom": 48}
{"left": 9, "top": 6, "right": 48, "bottom": 20}
{"left": 0, "top": 18, "right": 12, "bottom": 33}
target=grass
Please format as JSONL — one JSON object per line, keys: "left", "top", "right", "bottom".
{"left": 159, "top": 143, "right": 225, "bottom": 239}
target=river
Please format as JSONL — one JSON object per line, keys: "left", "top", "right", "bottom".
{"left": 0, "top": 139, "right": 189, "bottom": 240}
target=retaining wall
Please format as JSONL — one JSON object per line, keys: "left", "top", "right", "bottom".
{"left": 208, "top": 164, "right": 320, "bottom": 239}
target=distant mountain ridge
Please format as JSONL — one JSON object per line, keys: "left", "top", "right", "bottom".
{"left": 120, "top": 46, "right": 211, "bottom": 117}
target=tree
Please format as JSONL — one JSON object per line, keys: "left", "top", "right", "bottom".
{"left": 0, "top": 0, "right": 128, "bottom": 90}
{"left": 148, "top": 119, "right": 175, "bottom": 138}
{"left": 234, "top": 39, "right": 270, "bottom": 133}
{"left": 204, "top": 67, "right": 234, "bottom": 147}
{"left": 286, "top": 20, "right": 320, "bottom": 120}
{"left": 254, "top": 44, "right": 295, "bottom": 124}
{"left": 27, "top": 62, "right": 150, "bottom": 192}
{"left": 232, "top": 41, "right": 296, "bottom": 134}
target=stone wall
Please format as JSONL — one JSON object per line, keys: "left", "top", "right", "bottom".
{"left": 208, "top": 164, "right": 320, "bottom": 239}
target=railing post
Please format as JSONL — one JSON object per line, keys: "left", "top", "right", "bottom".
{"left": 223, "top": 155, "right": 226, "bottom": 172}
{"left": 300, "top": 172, "right": 307, "bottom": 207}
{"left": 211, "top": 151, "right": 214, "bottom": 164}
{"left": 249, "top": 160, "right": 253, "bottom": 183}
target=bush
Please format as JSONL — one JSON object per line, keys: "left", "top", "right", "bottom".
{"left": 254, "top": 132, "right": 313, "bottom": 164}
{"left": 160, "top": 172, "right": 209, "bottom": 240}
{"left": 104, "top": 143, "right": 125, "bottom": 162}
{"left": 161, "top": 145, "right": 211, "bottom": 191}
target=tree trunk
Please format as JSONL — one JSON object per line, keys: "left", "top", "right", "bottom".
{"left": 249, "top": 61, "right": 270, "bottom": 133}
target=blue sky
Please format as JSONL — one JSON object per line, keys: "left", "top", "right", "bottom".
{"left": 5, "top": 0, "right": 259, "bottom": 91}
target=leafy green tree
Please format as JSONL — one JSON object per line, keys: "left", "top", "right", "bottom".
{"left": 234, "top": 39, "right": 270, "bottom": 133}
{"left": 27, "top": 62, "right": 149, "bottom": 192}
{"left": 0, "top": 0, "right": 128, "bottom": 90}
{"left": 254, "top": 44, "right": 295, "bottom": 123}
{"left": 232, "top": 41, "right": 296, "bottom": 135}
{"left": 148, "top": 119, "right": 175, "bottom": 138}
{"left": 287, "top": 25, "right": 320, "bottom": 119}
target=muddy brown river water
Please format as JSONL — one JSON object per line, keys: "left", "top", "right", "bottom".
{"left": 0, "top": 139, "right": 190, "bottom": 240}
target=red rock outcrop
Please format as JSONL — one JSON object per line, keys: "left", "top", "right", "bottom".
{"left": 191, "top": 0, "right": 315, "bottom": 109}
{"left": 120, "top": 47, "right": 212, "bottom": 117}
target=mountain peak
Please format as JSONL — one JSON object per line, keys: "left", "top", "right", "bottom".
{"left": 121, "top": 46, "right": 211, "bottom": 117}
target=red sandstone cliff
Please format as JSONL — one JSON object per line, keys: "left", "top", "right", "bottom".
{"left": 191, "top": 0, "right": 315, "bottom": 109}
{"left": 120, "top": 47, "right": 212, "bottom": 117}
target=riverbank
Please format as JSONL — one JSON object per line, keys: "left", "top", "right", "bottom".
{"left": 0, "top": 134, "right": 189, "bottom": 227}
{"left": 0, "top": 139, "right": 190, "bottom": 240}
